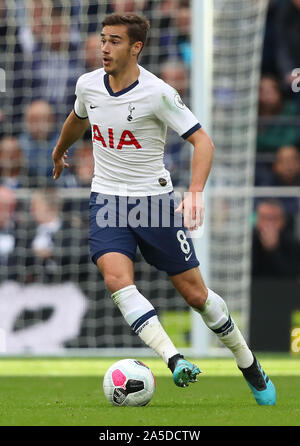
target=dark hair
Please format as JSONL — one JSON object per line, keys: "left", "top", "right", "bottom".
{"left": 179, "top": 0, "right": 190, "bottom": 7}
{"left": 102, "top": 13, "right": 150, "bottom": 53}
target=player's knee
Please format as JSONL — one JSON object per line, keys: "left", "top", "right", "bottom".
{"left": 184, "top": 286, "right": 208, "bottom": 309}
{"left": 104, "top": 273, "right": 134, "bottom": 294}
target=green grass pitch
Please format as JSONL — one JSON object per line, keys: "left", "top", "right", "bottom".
{"left": 0, "top": 355, "right": 299, "bottom": 426}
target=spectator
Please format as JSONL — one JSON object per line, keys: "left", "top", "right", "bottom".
{"left": 152, "top": 0, "right": 191, "bottom": 68}
{"left": 26, "top": 188, "right": 89, "bottom": 283}
{"left": 18, "top": 100, "right": 75, "bottom": 187}
{"left": 252, "top": 199, "right": 300, "bottom": 278}
{"left": 18, "top": 100, "right": 58, "bottom": 180}
{"left": 158, "top": 0, "right": 178, "bottom": 14}
{"left": 26, "top": 188, "right": 65, "bottom": 283}
{"left": 71, "top": 142, "right": 94, "bottom": 187}
{"left": 261, "top": 0, "right": 282, "bottom": 76}
{"left": 150, "top": 0, "right": 176, "bottom": 66}
{"left": 81, "top": 0, "right": 148, "bottom": 35}
{"left": 30, "top": 188, "right": 63, "bottom": 260}
{"left": 256, "top": 145, "right": 300, "bottom": 232}
{"left": 83, "top": 2, "right": 112, "bottom": 35}
{"left": 18, "top": 0, "right": 52, "bottom": 53}
{"left": 19, "top": 0, "right": 81, "bottom": 51}
{"left": 57, "top": 142, "right": 94, "bottom": 224}
{"left": 256, "top": 75, "right": 299, "bottom": 154}
{"left": 111, "top": 0, "right": 148, "bottom": 14}
{"left": 0, "top": 0, "right": 25, "bottom": 135}
{"left": 84, "top": 34, "right": 103, "bottom": 72}
{"left": 275, "top": 0, "right": 300, "bottom": 101}
{"left": 272, "top": 145, "right": 300, "bottom": 231}
{"left": 0, "top": 136, "right": 27, "bottom": 188}
{"left": 174, "top": 0, "right": 191, "bottom": 66}
{"left": 272, "top": 145, "right": 300, "bottom": 186}
{"left": 0, "top": 186, "right": 17, "bottom": 268}
{"left": 26, "top": 2, "right": 84, "bottom": 123}
{"left": 160, "top": 58, "right": 188, "bottom": 99}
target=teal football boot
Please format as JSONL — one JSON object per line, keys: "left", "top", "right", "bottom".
{"left": 239, "top": 356, "right": 276, "bottom": 405}
{"left": 169, "top": 355, "right": 202, "bottom": 387}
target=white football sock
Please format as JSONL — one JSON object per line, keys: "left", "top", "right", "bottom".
{"left": 195, "top": 288, "right": 253, "bottom": 368}
{"left": 111, "top": 285, "right": 179, "bottom": 365}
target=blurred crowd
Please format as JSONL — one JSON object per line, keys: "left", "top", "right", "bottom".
{"left": 253, "top": 0, "right": 300, "bottom": 279}
{"left": 0, "top": 0, "right": 300, "bottom": 281}
{"left": 0, "top": 0, "right": 193, "bottom": 285}
{"left": 0, "top": 0, "right": 192, "bottom": 189}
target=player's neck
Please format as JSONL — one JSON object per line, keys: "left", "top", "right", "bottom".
{"left": 108, "top": 64, "right": 140, "bottom": 93}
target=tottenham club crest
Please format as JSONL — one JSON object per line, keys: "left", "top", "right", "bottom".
{"left": 174, "top": 93, "right": 185, "bottom": 109}
{"left": 127, "top": 103, "right": 135, "bottom": 121}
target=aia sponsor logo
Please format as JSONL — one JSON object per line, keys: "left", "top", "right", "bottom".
{"left": 92, "top": 124, "right": 141, "bottom": 150}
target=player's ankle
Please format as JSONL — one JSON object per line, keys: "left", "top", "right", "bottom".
{"left": 167, "top": 353, "right": 184, "bottom": 372}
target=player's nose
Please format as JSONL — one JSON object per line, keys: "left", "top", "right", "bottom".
{"left": 101, "top": 42, "right": 111, "bottom": 53}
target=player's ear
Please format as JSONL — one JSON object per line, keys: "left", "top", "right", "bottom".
{"left": 131, "top": 41, "right": 143, "bottom": 57}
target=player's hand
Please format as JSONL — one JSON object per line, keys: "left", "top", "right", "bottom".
{"left": 52, "top": 151, "right": 69, "bottom": 180}
{"left": 175, "top": 190, "right": 204, "bottom": 231}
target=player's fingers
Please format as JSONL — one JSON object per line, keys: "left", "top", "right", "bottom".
{"left": 191, "top": 206, "right": 197, "bottom": 221}
{"left": 53, "top": 167, "right": 61, "bottom": 180}
{"left": 183, "top": 206, "right": 193, "bottom": 229}
{"left": 196, "top": 208, "right": 204, "bottom": 228}
{"left": 188, "top": 213, "right": 199, "bottom": 231}
{"left": 64, "top": 162, "right": 69, "bottom": 168}
{"left": 188, "top": 218, "right": 199, "bottom": 231}
{"left": 175, "top": 201, "right": 184, "bottom": 213}
{"left": 194, "top": 214, "right": 200, "bottom": 229}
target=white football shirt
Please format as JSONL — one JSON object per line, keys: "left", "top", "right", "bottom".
{"left": 74, "top": 65, "right": 201, "bottom": 196}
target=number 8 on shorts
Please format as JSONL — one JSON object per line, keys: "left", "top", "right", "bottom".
{"left": 176, "top": 230, "right": 191, "bottom": 255}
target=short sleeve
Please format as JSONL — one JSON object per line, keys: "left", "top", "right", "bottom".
{"left": 74, "top": 77, "right": 88, "bottom": 119}
{"left": 153, "top": 81, "right": 201, "bottom": 139}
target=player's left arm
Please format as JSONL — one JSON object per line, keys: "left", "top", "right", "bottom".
{"left": 175, "top": 128, "right": 215, "bottom": 231}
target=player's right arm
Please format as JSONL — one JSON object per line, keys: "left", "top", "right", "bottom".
{"left": 52, "top": 110, "right": 90, "bottom": 180}
{"left": 152, "top": 80, "right": 213, "bottom": 231}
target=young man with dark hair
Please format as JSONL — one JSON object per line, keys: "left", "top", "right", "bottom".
{"left": 52, "top": 14, "right": 276, "bottom": 404}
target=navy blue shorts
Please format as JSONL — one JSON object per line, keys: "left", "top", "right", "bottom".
{"left": 89, "top": 191, "right": 199, "bottom": 276}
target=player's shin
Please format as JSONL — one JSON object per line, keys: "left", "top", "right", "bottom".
{"left": 195, "top": 288, "right": 253, "bottom": 368}
{"left": 111, "top": 285, "right": 179, "bottom": 365}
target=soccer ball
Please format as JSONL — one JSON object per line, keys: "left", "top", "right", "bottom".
{"left": 103, "top": 358, "right": 156, "bottom": 406}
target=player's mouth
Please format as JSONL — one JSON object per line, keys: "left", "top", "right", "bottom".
{"left": 103, "top": 57, "right": 112, "bottom": 67}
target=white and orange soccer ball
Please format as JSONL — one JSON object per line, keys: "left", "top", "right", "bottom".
{"left": 103, "top": 358, "right": 156, "bottom": 406}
